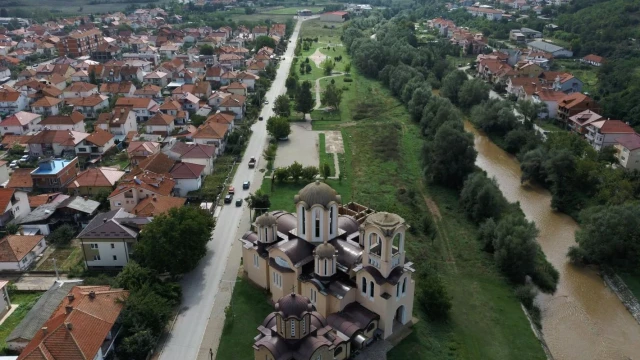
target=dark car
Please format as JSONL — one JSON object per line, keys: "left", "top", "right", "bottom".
{"left": 259, "top": 116, "right": 263, "bottom": 121}
{"left": 235, "top": 198, "right": 243, "bottom": 207}
{"left": 224, "top": 194, "right": 233, "bottom": 204}
{"left": 243, "top": 181, "right": 250, "bottom": 190}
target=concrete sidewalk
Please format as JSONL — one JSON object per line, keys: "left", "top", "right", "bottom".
{"left": 13, "top": 274, "right": 70, "bottom": 291}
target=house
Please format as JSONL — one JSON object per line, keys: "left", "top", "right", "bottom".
{"left": 567, "top": 110, "right": 603, "bottom": 135}
{"left": 514, "top": 62, "right": 544, "bottom": 78}
{"left": 538, "top": 71, "right": 583, "bottom": 94}
{"left": 56, "top": 28, "right": 104, "bottom": 57}
{"left": 6, "top": 168, "right": 34, "bottom": 192}
{"left": 0, "top": 281, "right": 11, "bottom": 320}
{"left": 78, "top": 209, "right": 150, "bottom": 268}
{"left": 75, "top": 128, "right": 116, "bottom": 159}
{"left": 192, "top": 121, "right": 228, "bottom": 153}
{"left": 527, "top": 40, "right": 573, "bottom": 58}
{"left": 615, "top": 133, "right": 640, "bottom": 171}
{"left": 38, "top": 112, "right": 86, "bottom": 132}
{"left": 145, "top": 112, "right": 175, "bottom": 135}
{"left": 115, "top": 97, "right": 159, "bottom": 121}
{"left": 67, "top": 167, "right": 125, "bottom": 196}
{"left": 557, "top": 93, "right": 601, "bottom": 123}
{"left": 206, "top": 112, "right": 235, "bottom": 132}
{"left": 585, "top": 119, "right": 635, "bottom": 151}
{"left": 65, "top": 94, "right": 110, "bottom": 118}
{"left": 108, "top": 171, "right": 175, "bottom": 212}
{"left": 0, "top": 87, "right": 28, "bottom": 115}
{"left": 0, "top": 234, "right": 46, "bottom": 271}
{"left": 581, "top": 54, "right": 604, "bottom": 67}
{"left": 63, "top": 82, "right": 99, "bottom": 98}
{"left": 165, "top": 142, "right": 216, "bottom": 175}
{"left": 0, "top": 188, "right": 30, "bottom": 227}
{"left": 219, "top": 53, "right": 244, "bottom": 68}
{"left": 159, "top": 42, "right": 179, "bottom": 59}
{"left": 27, "top": 130, "right": 89, "bottom": 158}
{"left": 243, "top": 182, "right": 415, "bottom": 360}
{"left": 0, "top": 111, "right": 42, "bottom": 135}
{"left": 30, "top": 96, "right": 63, "bottom": 116}
{"left": 127, "top": 141, "right": 160, "bottom": 166}
{"left": 100, "top": 81, "right": 136, "bottom": 97}
{"left": 28, "top": 193, "right": 67, "bottom": 210}
{"left": 477, "top": 58, "right": 514, "bottom": 84}
{"left": 320, "top": 11, "right": 350, "bottom": 22}
{"left": 16, "top": 285, "right": 128, "bottom": 360}
{"left": 170, "top": 161, "right": 205, "bottom": 196}
{"left": 133, "top": 84, "right": 162, "bottom": 99}
{"left": 30, "top": 157, "right": 80, "bottom": 191}
{"left": 131, "top": 195, "right": 186, "bottom": 216}
{"left": 9, "top": 202, "right": 59, "bottom": 235}
{"left": 135, "top": 152, "right": 175, "bottom": 175}
{"left": 531, "top": 88, "right": 567, "bottom": 118}
{"left": 227, "top": 81, "right": 248, "bottom": 96}
{"left": 96, "top": 107, "right": 138, "bottom": 136}
{"left": 466, "top": 6, "right": 503, "bottom": 20}
{"left": 6, "top": 281, "right": 84, "bottom": 351}
{"left": 144, "top": 70, "right": 169, "bottom": 87}
{"left": 218, "top": 94, "right": 246, "bottom": 120}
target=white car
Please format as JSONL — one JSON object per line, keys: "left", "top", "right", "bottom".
{"left": 19, "top": 155, "right": 29, "bottom": 163}
{"left": 9, "top": 160, "right": 18, "bottom": 168}
{"left": 263, "top": 100, "right": 269, "bottom": 105}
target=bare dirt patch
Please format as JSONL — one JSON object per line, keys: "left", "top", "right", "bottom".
{"left": 309, "top": 48, "right": 329, "bottom": 67}
{"left": 323, "top": 131, "right": 344, "bottom": 154}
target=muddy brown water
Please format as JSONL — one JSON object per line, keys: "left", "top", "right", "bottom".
{"left": 464, "top": 121, "right": 640, "bottom": 360}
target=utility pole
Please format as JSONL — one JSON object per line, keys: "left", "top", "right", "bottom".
{"left": 52, "top": 258, "right": 59, "bottom": 280}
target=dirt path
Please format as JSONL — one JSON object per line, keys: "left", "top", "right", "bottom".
{"left": 419, "top": 182, "right": 457, "bottom": 273}
{"left": 314, "top": 72, "right": 344, "bottom": 109}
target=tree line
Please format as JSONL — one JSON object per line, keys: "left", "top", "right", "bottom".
{"left": 345, "top": 13, "right": 559, "bottom": 321}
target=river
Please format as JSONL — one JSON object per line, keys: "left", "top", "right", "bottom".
{"left": 463, "top": 121, "right": 640, "bottom": 360}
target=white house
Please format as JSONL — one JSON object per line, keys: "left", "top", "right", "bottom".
{"left": 96, "top": 108, "right": 138, "bottom": 135}
{"left": 586, "top": 119, "right": 635, "bottom": 151}
{"left": 115, "top": 97, "right": 158, "bottom": 121}
{"left": 75, "top": 129, "right": 116, "bottom": 158}
{"left": 0, "top": 188, "right": 30, "bottom": 227}
{"left": 65, "top": 95, "right": 110, "bottom": 118}
{"left": 615, "top": 133, "right": 640, "bottom": 171}
{"left": 169, "top": 162, "right": 205, "bottom": 197}
{"left": 30, "top": 96, "right": 63, "bottom": 116}
{"left": 63, "top": 82, "right": 99, "bottom": 99}
{"left": 164, "top": 142, "right": 216, "bottom": 175}
{"left": 0, "top": 89, "right": 28, "bottom": 115}
{"left": 0, "top": 234, "right": 47, "bottom": 271}
{"left": 0, "top": 111, "right": 42, "bottom": 135}
{"left": 145, "top": 112, "right": 175, "bottom": 135}
{"left": 37, "top": 111, "right": 86, "bottom": 132}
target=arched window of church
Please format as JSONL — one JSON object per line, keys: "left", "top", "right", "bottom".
{"left": 361, "top": 277, "right": 367, "bottom": 294}
{"left": 264, "top": 227, "right": 268, "bottom": 241}
{"left": 301, "top": 207, "right": 306, "bottom": 234}
{"left": 329, "top": 206, "right": 334, "bottom": 235}
{"left": 324, "top": 259, "right": 328, "bottom": 275}
{"left": 315, "top": 212, "right": 320, "bottom": 238}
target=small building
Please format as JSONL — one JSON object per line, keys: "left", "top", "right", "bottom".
{"left": 164, "top": 142, "right": 216, "bottom": 175}
{"left": 67, "top": 167, "right": 125, "bottom": 196}
{"left": 170, "top": 162, "right": 205, "bottom": 197}
{"left": 567, "top": 110, "right": 602, "bottom": 135}
{"left": 615, "top": 133, "right": 640, "bottom": 171}
{"left": 0, "top": 234, "right": 46, "bottom": 271}
{"left": 77, "top": 208, "right": 150, "bottom": 269}
{"left": 527, "top": 40, "right": 573, "bottom": 58}
{"left": 320, "top": 11, "right": 350, "bottom": 22}
{"left": 131, "top": 195, "right": 186, "bottom": 217}
{"left": 298, "top": 9, "right": 314, "bottom": 16}
{"left": 581, "top": 54, "right": 604, "bottom": 67}
{"left": 38, "top": 112, "right": 86, "bottom": 132}
{"left": 108, "top": 171, "right": 175, "bottom": 212}
{"left": 30, "top": 158, "right": 80, "bottom": 192}
{"left": 586, "top": 119, "right": 635, "bottom": 151}
{"left": 0, "top": 188, "right": 30, "bottom": 227}
{"left": 557, "top": 93, "right": 600, "bottom": 123}
{"left": 0, "top": 112, "right": 42, "bottom": 136}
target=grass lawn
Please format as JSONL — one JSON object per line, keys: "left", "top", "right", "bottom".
{"left": 36, "top": 244, "right": 83, "bottom": 272}
{"left": 536, "top": 118, "right": 565, "bottom": 132}
{"left": 299, "top": 19, "right": 344, "bottom": 43}
{"left": 0, "top": 292, "right": 43, "bottom": 354}
{"left": 1, "top": 0, "right": 169, "bottom": 15}
{"left": 317, "top": 133, "right": 336, "bottom": 177}
{"left": 215, "top": 278, "right": 278, "bottom": 360}
{"left": 262, "top": 6, "right": 325, "bottom": 15}
{"left": 554, "top": 59, "right": 600, "bottom": 94}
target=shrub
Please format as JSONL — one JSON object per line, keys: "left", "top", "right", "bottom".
{"left": 343, "top": 77, "right": 353, "bottom": 82}
{"left": 417, "top": 273, "right": 451, "bottom": 321}
{"left": 48, "top": 224, "right": 76, "bottom": 246}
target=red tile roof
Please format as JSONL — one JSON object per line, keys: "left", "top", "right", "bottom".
{"left": 0, "top": 188, "right": 14, "bottom": 213}
{"left": 84, "top": 128, "right": 114, "bottom": 147}
{"left": 7, "top": 168, "right": 34, "bottom": 189}
{"left": 68, "top": 167, "right": 125, "bottom": 188}
{"left": 583, "top": 54, "right": 604, "bottom": 64}
{"left": 132, "top": 195, "right": 186, "bottom": 217}
{"left": 109, "top": 171, "right": 175, "bottom": 198}
{"left": 596, "top": 120, "right": 634, "bottom": 134}
{"left": 170, "top": 161, "right": 205, "bottom": 179}
{"left": 616, "top": 133, "right": 640, "bottom": 151}
{"left": 0, "top": 235, "right": 44, "bottom": 262}
{"left": 40, "top": 112, "right": 85, "bottom": 126}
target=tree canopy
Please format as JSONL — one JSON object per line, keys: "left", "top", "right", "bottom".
{"left": 266, "top": 116, "right": 291, "bottom": 140}
{"left": 273, "top": 94, "right": 291, "bottom": 117}
{"left": 422, "top": 122, "right": 477, "bottom": 188}
{"left": 321, "top": 82, "right": 343, "bottom": 110}
{"left": 295, "top": 80, "right": 314, "bottom": 116}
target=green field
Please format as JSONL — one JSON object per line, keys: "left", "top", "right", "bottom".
{"left": 261, "top": 6, "right": 325, "bottom": 15}
{"left": 0, "top": 292, "right": 43, "bottom": 354}
{"left": 0, "top": 0, "right": 169, "bottom": 16}
{"left": 554, "top": 59, "right": 600, "bottom": 95}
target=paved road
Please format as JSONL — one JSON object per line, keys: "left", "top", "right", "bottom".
{"left": 157, "top": 17, "right": 311, "bottom": 360}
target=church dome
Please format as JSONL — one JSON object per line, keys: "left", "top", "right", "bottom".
{"left": 314, "top": 242, "right": 336, "bottom": 259}
{"left": 365, "top": 212, "right": 404, "bottom": 229}
{"left": 255, "top": 213, "right": 277, "bottom": 227}
{"left": 294, "top": 180, "right": 341, "bottom": 208}
{"left": 275, "top": 293, "right": 313, "bottom": 318}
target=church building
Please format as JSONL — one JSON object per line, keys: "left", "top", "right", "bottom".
{"left": 240, "top": 181, "right": 416, "bottom": 360}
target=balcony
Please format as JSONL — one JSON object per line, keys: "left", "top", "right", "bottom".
{"left": 368, "top": 253, "right": 381, "bottom": 269}
{"left": 391, "top": 253, "right": 401, "bottom": 268}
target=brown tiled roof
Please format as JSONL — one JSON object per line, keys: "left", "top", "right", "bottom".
{"left": 583, "top": 54, "right": 603, "bottom": 63}
{"left": 170, "top": 142, "right": 215, "bottom": 159}
{"left": 99, "top": 81, "right": 134, "bottom": 94}
{"left": 146, "top": 112, "right": 175, "bottom": 126}
{"left": 31, "top": 96, "right": 62, "bottom": 108}
{"left": 68, "top": 167, "right": 124, "bottom": 188}
{"left": 0, "top": 111, "right": 40, "bottom": 126}
{"left": 27, "top": 130, "right": 89, "bottom": 146}
{"left": 616, "top": 133, "right": 640, "bottom": 151}
{"left": 28, "top": 193, "right": 62, "bottom": 208}
{"left": 219, "top": 94, "right": 245, "bottom": 107}
{"left": 0, "top": 188, "right": 14, "bottom": 212}
{"left": 115, "top": 97, "right": 153, "bottom": 108}
{"left": 558, "top": 93, "right": 596, "bottom": 110}
{"left": 193, "top": 121, "right": 228, "bottom": 140}
{"left": 596, "top": 120, "right": 634, "bottom": 134}
{"left": 0, "top": 90, "right": 21, "bottom": 102}
{"left": 64, "top": 82, "right": 97, "bottom": 93}
{"left": 0, "top": 235, "right": 44, "bottom": 262}
{"left": 40, "top": 112, "right": 85, "bottom": 126}
{"left": 206, "top": 112, "right": 234, "bottom": 125}
{"left": 84, "top": 128, "right": 114, "bottom": 147}
{"left": 1, "top": 135, "right": 31, "bottom": 148}
{"left": 136, "top": 152, "right": 175, "bottom": 174}
{"left": 65, "top": 94, "right": 108, "bottom": 107}
{"left": 109, "top": 171, "right": 175, "bottom": 198}
{"left": 159, "top": 98, "right": 181, "bottom": 111}
{"left": 7, "top": 169, "right": 34, "bottom": 189}
{"left": 132, "top": 195, "right": 186, "bottom": 216}
{"left": 127, "top": 141, "right": 160, "bottom": 155}
{"left": 170, "top": 161, "right": 205, "bottom": 179}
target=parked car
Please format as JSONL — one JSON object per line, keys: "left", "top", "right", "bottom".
{"left": 235, "top": 198, "right": 243, "bottom": 207}
{"left": 224, "top": 194, "right": 233, "bottom": 204}
{"left": 228, "top": 186, "right": 235, "bottom": 195}
{"left": 19, "top": 155, "right": 29, "bottom": 163}
{"left": 243, "top": 181, "right": 250, "bottom": 190}
{"left": 9, "top": 160, "right": 18, "bottom": 169}
{"left": 259, "top": 116, "right": 263, "bottom": 121}
{"left": 263, "top": 99, "right": 269, "bottom": 105}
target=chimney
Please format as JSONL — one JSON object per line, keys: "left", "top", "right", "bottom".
{"left": 65, "top": 322, "right": 73, "bottom": 330}
{"left": 19, "top": 227, "right": 24, "bottom": 236}
{"left": 65, "top": 305, "right": 73, "bottom": 314}
{"left": 67, "top": 293, "right": 74, "bottom": 302}
{"left": 152, "top": 195, "right": 157, "bottom": 201}
{"left": 89, "top": 290, "right": 95, "bottom": 299}
{"left": 41, "top": 327, "right": 48, "bottom": 335}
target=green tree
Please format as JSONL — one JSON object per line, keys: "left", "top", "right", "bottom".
{"left": 569, "top": 204, "right": 640, "bottom": 270}
{"left": 48, "top": 224, "right": 75, "bottom": 246}
{"left": 320, "top": 82, "right": 343, "bottom": 110}
{"left": 285, "top": 76, "right": 298, "bottom": 93}
{"left": 274, "top": 167, "right": 290, "bottom": 183}
{"left": 301, "top": 166, "right": 319, "bottom": 181}
{"left": 344, "top": 62, "right": 351, "bottom": 74}
{"left": 199, "top": 44, "right": 214, "bottom": 55}
{"left": 295, "top": 81, "right": 314, "bottom": 118}
{"left": 321, "top": 58, "right": 334, "bottom": 76}
{"left": 407, "top": 85, "right": 431, "bottom": 122}
{"left": 273, "top": 94, "right": 291, "bottom": 117}
{"left": 254, "top": 35, "right": 276, "bottom": 50}
{"left": 89, "top": 69, "right": 98, "bottom": 85}
{"left": 120, "top": 287, "right": 173, "bottom": 336}
{"left": 0, "top": 9, "right": 8, "bottom": 17}
{"left": 417, "top": 273, "right": 451, "bottom": 321}
{"left": 92, "top": 188, "right": 112, "bottom": 211}
{"left": 517, "top": 99, "right": 545, "bottom": 123}
{"left": 246, "top": 190, "right": 271, "bottom": 216}
{"left": 460, "top": 172, "right": 508, "bottom": 224}
{"left": 440, "top": 70, "right": 468, "bottom": 105}
{"left": 117, "top": 328, "right": 156, "bottom": 360}
{"left": 263, "top": 143, "right": 277, "bottom": 163}
{"left": 116, "top": 261, "right": 155, "bottom": 292}
{"left": 422, "top": 122, "right": 477, "bottom": 188}
{"left": 288, "top": 161, "right": 303, "bottom": 182}
{"left": 458, "top": 78, "right": 490, "bottom": 110}
{"left": 135, "top": 207, "right": 215, "bottom": 276}
{"left": 322, "top": 162, "right": 331, "bottom": 179}
{"left": 266, "top": 116, "right": 291, "bottom": 140}
{"left": 493, "top": 214, "right": 539, "bottom": 284}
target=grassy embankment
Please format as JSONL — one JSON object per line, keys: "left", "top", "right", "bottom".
{"left": 216, "top": 20, "right": 546, "bottom": 360}
{"left": 0, "top": 292, "right": 43, "bottom": 354}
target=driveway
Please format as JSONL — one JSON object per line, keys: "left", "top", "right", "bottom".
{"left": 157, "top": 16, "right": 315, "bottom": 360}
{"left": 273, "top": 119, "right": 319, "bottom": 169}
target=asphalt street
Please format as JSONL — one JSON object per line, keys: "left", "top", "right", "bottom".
{"left": 157, "top": 17, "right": 312, "bottom": 360}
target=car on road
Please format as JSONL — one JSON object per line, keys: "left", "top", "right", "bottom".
{"left": 19, "top": 155, "right": 29, "bottom": 163}
{"left": 9, "top": 160, "right": 18, "bottom": 169}
{"left": 235, "top": 198, "right": 243, "bottom": 207}
{"left": 224, "top": 194, "right": 233, "bottom": 204}
{"left": 243, "top": 181, "right": 250, "bottom": 190}
{"left": 263, "top": 100, "right": 269, "bottom": 105}
{"left": 228, "top": 186, "right": 235, "bottom": 195}
{"left": 259, "top": 116, "right": 263, "bottom": 121}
